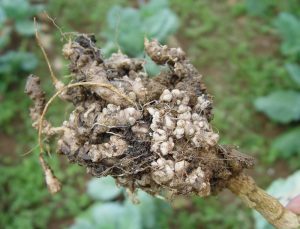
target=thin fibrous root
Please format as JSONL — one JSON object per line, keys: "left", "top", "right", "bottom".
{"left": 43, "top": 11, "right": 67, "bottom": 41}
{"left": 34, "top": 17, "right": 60, "bottom": 87}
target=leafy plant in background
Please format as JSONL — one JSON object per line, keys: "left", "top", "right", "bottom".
{"left": 274, "top": 13, "right": 300, "bottom": 56}
{"left": 101, "top": 0, "right": 178, "bottom": 75}
{"left": 0, "top": 154, "right": 90, "bottom": 229}
{"left": 71, "top": 177, "right": 171, "bottom": 229}
{"left": 254, "top": 12, "right": 300, "bottom": 162}
{"left": 0, "top": 0, "right": 42, "bottom": 128}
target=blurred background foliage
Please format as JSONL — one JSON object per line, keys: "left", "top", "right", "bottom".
{"left": 0, "top": 0, "right": 300, "bottom": 228}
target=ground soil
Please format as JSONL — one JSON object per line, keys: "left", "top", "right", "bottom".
{"left": 0, "top": 132, "right": 17, "bottom": 159}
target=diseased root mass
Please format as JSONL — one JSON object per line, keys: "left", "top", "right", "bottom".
{"left": 26, "top": 35, "right": 254, "bottom": 198}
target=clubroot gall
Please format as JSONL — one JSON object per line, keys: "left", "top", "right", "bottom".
{"left": 26, "top": 35, "right": 300, "bottom": 228}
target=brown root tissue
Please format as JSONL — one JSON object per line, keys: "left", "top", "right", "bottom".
{"left": 26, "top": 35, "right": 254, "bottom": 198}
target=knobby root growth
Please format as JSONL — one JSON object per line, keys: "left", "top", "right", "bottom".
{"left": 25, "top": 33, "right": 299, "bottom": 228}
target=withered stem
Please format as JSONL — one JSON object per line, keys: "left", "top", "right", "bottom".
{"left": 228, "top": 173, "right": 300, "bottom": 229}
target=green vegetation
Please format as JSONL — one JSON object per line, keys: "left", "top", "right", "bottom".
{"left": 102, "top": 0, "right": 178, "bottom": 74}
{"left": 0, "top": 0, "right": 41, "bottom": 129}
{"left": 71, "top": 177, "right": 170, "bottom": 229}
{"left": 0, "top": 154, "right": 90, "bottom": 229}
{"left": 1, "top": 0, "right": 299, "bottom": 228}
{"left": 254, "top": 10, "right": 300, "bottom": 162}
{"left": 102, "top": 0, "right": 178, "bottom": 56}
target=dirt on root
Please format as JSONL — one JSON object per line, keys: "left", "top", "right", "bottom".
{"left": 26, "top": 35, "right": 255, "bottom": 201}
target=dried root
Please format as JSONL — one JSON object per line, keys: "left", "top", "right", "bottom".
{"left": 26, "top": 35, "right": 299, "bottom": 228}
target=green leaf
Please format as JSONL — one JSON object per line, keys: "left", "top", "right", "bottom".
{"left": 70, "top": 189, "right": 170, "bottom": 229}
{"left": 271, "top": 127, "right": 300, "bottom": 158}
{"left": 104, "top": 6, "right": 144, "bottom": 57}
{"left": 254, "top": 90, "right": 300, "bottom": 123}
{"left": 140, "top": 0, "right": 169, "bottom": 15}
{"left": 0, "top": 51, "right": 38, "bottom": 74}
{"left": 124, "top": 191, "right": 157, "bottom": 228}
{"left": 141, "top": 0, "right": 178, "bottom": 43}
{"left": 101, "top": 41, "right": 117, "bottom": 57}
{"left": 0, "top": 0, "right": 31, "bottom": 20}
{"left": 91, "top": 203, "right": 125, "bottom": 228}
{"left": 143, "top": 9, "right": 178, "bottom": 43}
{"left": 0, "top": 0, "right": 43, "bottom": 34}
{"left": 15, "top": 20, "right": 35, "bottom": 36}
{"left": 71, "top": 202, "right": 142, "bottom": 229}
{"left": 28, "top": 4, "right": 44, "bottom": 16}
{"left": 107, "top": 6, "right": 141, "bottom": 31}
{"left": 119, "top": 202, "right": 141, "bottom": 229}
{"left": 274, "top": 13, "right": 300, "bottom": 56}
{"left": 102, "top": 0, "right": 178, "bottom": 58}
{"left": 285, "top": 63, "right": 300, "bottom": 86}
{"left": 87, "top": 177, "right": 122, "bottom": 201}
{"left": 20, "top": 53, "right": 38, "bottom": 71}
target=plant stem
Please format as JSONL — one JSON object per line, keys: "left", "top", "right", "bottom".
{"left": 228, "top": 173, "right": 300, "bottom": 229}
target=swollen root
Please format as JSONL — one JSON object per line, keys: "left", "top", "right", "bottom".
{"left": 26, "top": 35, "right": 254, "bottom": 197}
